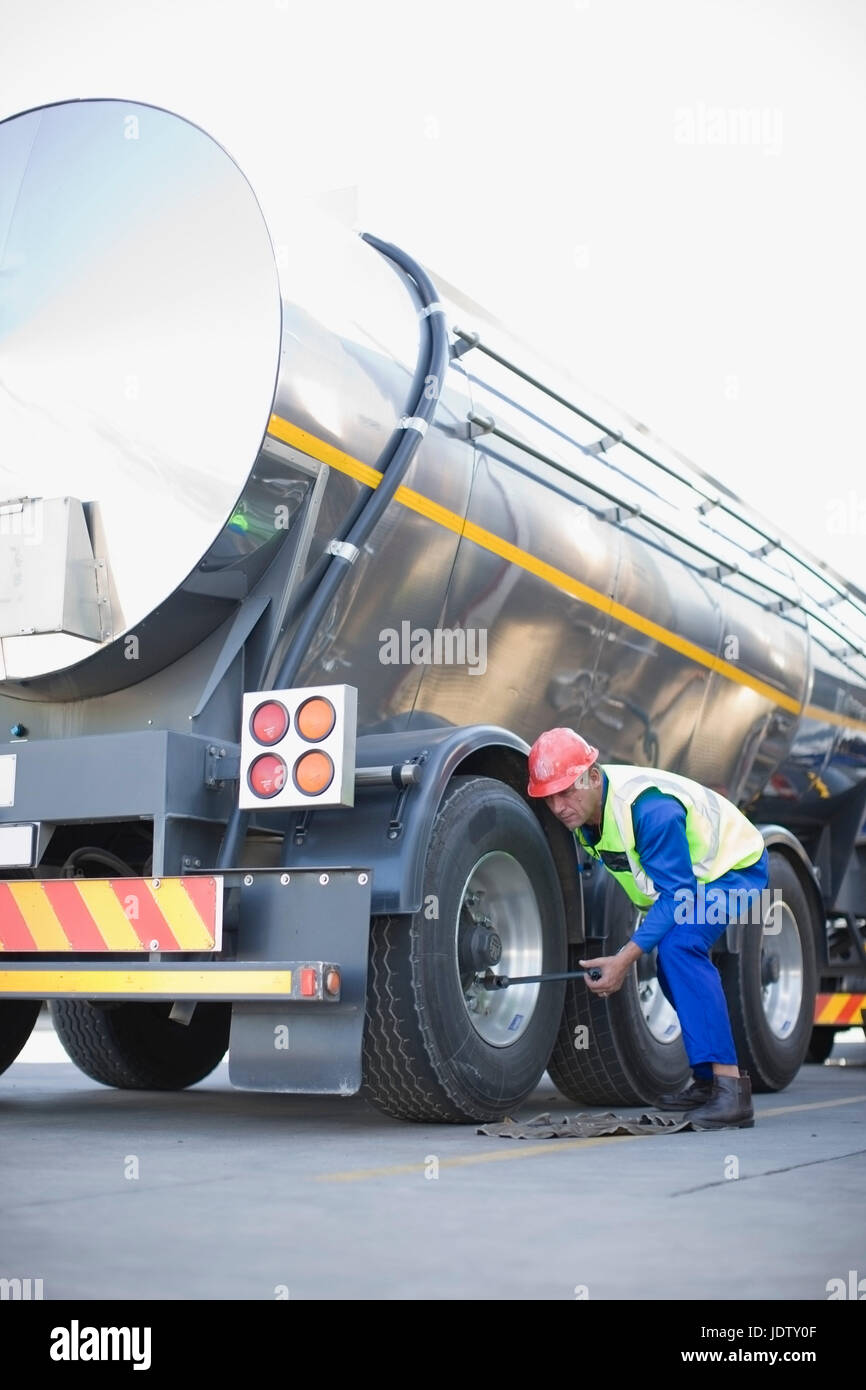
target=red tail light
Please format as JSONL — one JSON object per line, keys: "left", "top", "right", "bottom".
{"left": 251, "top": 701, "right": 289, "bottom": 745}
{"left": 248, "top": 754, "right": 287, "bottom": 798}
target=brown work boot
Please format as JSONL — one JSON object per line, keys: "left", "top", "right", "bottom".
{"left": 689, "top": 1072, "right": 754, "bottom": 1130}
{"left": 654, "top": 1075, "right": 715, "bottom": 1111}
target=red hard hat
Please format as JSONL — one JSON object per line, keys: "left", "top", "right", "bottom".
{"left": 527, "top": 728, "right": 599, "bottom": 798}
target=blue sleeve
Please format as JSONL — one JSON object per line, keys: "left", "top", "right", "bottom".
{"left": 629, "top": 790, "right": 696, "bottom": 954}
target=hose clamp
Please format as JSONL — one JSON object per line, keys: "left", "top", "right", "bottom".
{"left": 327, "top": 539, "right": 359, "bottom": 564}
{"left": 419, "top": 302, "right": 446, "bottom": 318}
{"left": 400, "top": 416, "right": 428, "bottom": 436}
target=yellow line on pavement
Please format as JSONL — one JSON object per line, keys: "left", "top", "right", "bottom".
{"left": 314, "top": 1092, "right": 866, "bottom": 1182}
{"left": 743, "top": 1092, "right": 866, "bottom": 1119}
{"left": 314, "top": 1134, "right": 637, "bottom": 1182}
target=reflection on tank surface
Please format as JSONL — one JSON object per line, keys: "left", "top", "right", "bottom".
{"left": 2, "top": 98, "right": 866, "bottom": 825}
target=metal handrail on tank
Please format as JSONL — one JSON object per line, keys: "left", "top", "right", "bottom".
{"left": 468, "top": 410, "right": 742, "bottom": 576}
{"left": 467, "top": 408, "right": 866, "bottom": 668}
{"left": 471, "top": 411, "right": 866, "bottom": 671}
{"left": 453, "top": 326, "right": 866, "bottom": 663}
{"left": 467, "top": 407, "right": 866, "bottom": 672}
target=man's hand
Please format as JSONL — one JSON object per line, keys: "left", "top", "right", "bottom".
{"left": 579, "top": 941, "right": 642, "bottom": 998}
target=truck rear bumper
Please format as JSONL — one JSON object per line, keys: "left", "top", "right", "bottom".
{"left": 0, "top": 867, "right": 374, "bottom": 1095}
{"left": 0, "top": 961, "right": 340, "bottom": 1001}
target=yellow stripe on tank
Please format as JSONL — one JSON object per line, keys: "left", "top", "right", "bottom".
{"left": 267, "top": 412, "right": 866, "bottom": 735}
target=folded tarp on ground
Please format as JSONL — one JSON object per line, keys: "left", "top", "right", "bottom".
{"left": 477, "top": 1110, "right": 698, "bottom": 1138}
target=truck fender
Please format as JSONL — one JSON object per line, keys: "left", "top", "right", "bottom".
{"left": 275, "top": 723, "right": 581, "bottom": 926}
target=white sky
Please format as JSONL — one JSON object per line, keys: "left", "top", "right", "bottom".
{"left": 2, "top": 0, "right": 865, "bottom": 584}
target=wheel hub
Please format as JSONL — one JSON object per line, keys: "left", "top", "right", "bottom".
{"left": 761, "top": 953, "right": 781, "bottom": 986}
{"left": 761, "top": 898, "right": 804, "bottom": 1039}
{"left": 456, "top": 852, "right": 543, "bottom": 1047}
{"left": 459, "top": 922, "right": 503, "bottom": 972}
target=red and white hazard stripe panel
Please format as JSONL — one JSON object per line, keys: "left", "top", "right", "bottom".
{"left": 0, "top": 877, "right": 221, "bottom": 952}
{"left": 814, "top": 993, "right": 866, "bottom": 1026}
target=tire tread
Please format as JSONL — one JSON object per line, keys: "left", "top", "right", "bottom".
{"left": 50, "top": 1000, "right": 229, "bottom": 1090}
{"left": 361, "top": 775, "right": 566, "bottom": 1123}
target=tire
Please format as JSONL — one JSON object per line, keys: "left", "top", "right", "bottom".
{"left": 720, "top": 851, "right": 817, "bottom": 1092}
{"left": 361, "top": 775, "right": 568, "bottom": 1123}
{"left": 49, "top": 1000, "right": 231, "bottom": 1090}
{"left": 805, "top": 1026, "right": 836, "bottom": 1064}
{"left": 0, "top": 1000, "right": 41, "bottom": 1076}
{"left": 547, "top": 870, "right": 690, "bottom": 1105}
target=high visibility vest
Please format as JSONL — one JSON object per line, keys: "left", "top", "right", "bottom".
{"left": 575, "top": 764, "right": 765, "bottom": 909}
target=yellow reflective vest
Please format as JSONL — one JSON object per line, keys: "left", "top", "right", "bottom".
{"left": 574, "top": 764, "right": 765, "bottom": 909}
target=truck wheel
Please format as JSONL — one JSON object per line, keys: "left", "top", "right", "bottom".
{"left": 547, "top": 874, "right": 690, "bottom": 1105}
{"left": 49, "top": 1001, "right": 231, "bottom": 1089}
{"left": 805, "top": 1026, "right": 836, "bottom": 1063}
{"left": 0, "top": 1001, "right": 41, "bottom": 1076}
{"left": 720, "top": 852, "right": 817, "bottom": 1092}
{"left": 361, "top": 775, "right": 567, "bottom": 1123}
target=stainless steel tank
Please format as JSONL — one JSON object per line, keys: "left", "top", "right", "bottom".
{"left": 0, "top": 98, "right": 427, "bottom": 698}
{"left": 3, "top": 97, "right": 866, "bottom": 816}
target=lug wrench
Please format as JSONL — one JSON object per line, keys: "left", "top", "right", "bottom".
{"left": 476, "top": 966, "right": 602, "bottom": 991}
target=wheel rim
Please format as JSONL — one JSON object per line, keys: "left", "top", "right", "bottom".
{"left": 636, "top": 949, "right": 682, "bottom": 1044}
{"left": 761, "top": 897, "right": 804, "bottom": 1039}
{"left": 456, "top": 851, "right": 542, "bottom": 1047}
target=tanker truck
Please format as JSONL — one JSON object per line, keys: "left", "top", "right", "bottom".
{"left": 0, "top": 98, "right": 864, "bottom": 1123}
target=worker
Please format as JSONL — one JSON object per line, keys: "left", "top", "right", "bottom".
{"left": 526, "top": 727, "right": 770, "bottom": 1130}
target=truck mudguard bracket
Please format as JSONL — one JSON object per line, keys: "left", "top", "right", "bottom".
{"left": 272, "top": 725, "right": 531, "bottom": 916}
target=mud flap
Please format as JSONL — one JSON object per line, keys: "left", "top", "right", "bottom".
{"left": 228, "top": 868, "right": 371, "bottom": 1093}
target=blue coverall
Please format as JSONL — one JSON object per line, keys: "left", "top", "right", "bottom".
{"left": 581, "top": 773, "right": 769, "bottom": 1075}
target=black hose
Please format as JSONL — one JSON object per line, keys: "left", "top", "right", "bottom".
{"left": 61, "top": 847, "right": 136, "bottom": 878}
{"left": 272, "top": 241, "right": 446, "bottom": 688}
{"left": 258, "top": 263, "right": 432, "bottom": 681}
{"left": 217, "top": 235, "right": 450, "bottom": 869}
